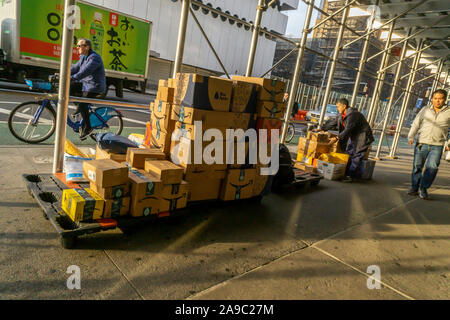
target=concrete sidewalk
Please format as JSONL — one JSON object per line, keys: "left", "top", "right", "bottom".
{"left": 0, "top": 144, "right": 449, "bottom": 300}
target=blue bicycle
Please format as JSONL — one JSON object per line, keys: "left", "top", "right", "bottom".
{"left": 8, "top": 77, "right": 123, "bottom": 143}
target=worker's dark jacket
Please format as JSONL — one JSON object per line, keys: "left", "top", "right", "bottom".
{"left": 322, "top": 107, "right": 374, "bottom": 153}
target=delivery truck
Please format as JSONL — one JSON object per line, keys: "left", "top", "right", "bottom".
{"left": 0, "top": 0, "right": 152, "bottom": 97}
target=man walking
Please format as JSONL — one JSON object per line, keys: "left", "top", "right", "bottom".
{"left": 323, "top": 98, "right": 374, "bottom": 182}
{"left": 71, "top": 38, "right": 106, "bottom": 140}
{"left": 407, "top": 89, "right": 449, "bottom": 200}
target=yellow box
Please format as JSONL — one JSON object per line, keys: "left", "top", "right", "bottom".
{"left": 318, "top": 152, "right": 349, "bottom": 165}
{"left": 62, "top": 188, "right": 104, "bottom": 222}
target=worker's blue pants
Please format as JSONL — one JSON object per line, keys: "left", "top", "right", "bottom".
{"left": 345, "top": 139, "right": 367, "bottom": 178}
{"left": 411, "top": 143, "right": 443, "bottom": 191}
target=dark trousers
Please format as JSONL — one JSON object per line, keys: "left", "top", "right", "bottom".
{"left": 411, "top": 143, "right": 443, "bottom": 191}
{"left": 70, "top": 83, "right": 101, "bottom": 130}
{"left": 345, "top": 139, "right": 367, "bottom": 178}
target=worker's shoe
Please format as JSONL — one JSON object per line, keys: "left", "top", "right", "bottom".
{"left": 79, "top": 126, "right": 93, "bottom": 141}
{"left": 419, "top": 188, "right": 430, "bottom": 200}
{"left": 407, "top": 189, "right": 419, "bottom": 196}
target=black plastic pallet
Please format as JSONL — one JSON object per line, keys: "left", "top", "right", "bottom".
{"left": 289, "top": 168, "right": 323, "bottom": 189}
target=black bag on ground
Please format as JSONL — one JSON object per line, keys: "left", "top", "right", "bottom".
{"left": 95, "top": 133, "right": 138, "bottom": 154}
{"left": 271, "top": 143, "right": 295, "bottom": 192}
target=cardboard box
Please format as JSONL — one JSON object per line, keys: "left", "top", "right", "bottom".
{"left": 156, "top": 86, "right": 174, "bottom": 103}
{"left": 168, "top": 78, "right": 176, "bottom": 88}
{"left": 171, "top": 105, "right": 253, "bottom": 130}
{"left": 317, "top": 160, "right": 346, "bottom": 180}
{"left": 170, "top": 136, "right": 228, "bottom": 172}
{"left": 150, "top": 100, "right": 172, "bottom": 119}
{"left": 306, "top": 131, "right": 331, "bottom": 143}
{"left": 256, "top": 101, "right": 286, "bottom": 119}
{"left": 130, "top": 197, "right": 161, "bottom": 217}
{"left": 220, "top": 168, "right": 256, "bottom": 201}
{"left": 151, "top": 113, "right": 176, "bottom": 135}
{"left": 173, "top": 73, "right": 232, "bottom": 112}
{"left": 89, "top": 182, "right": 129, "bottom": 199}
{"left": 252, "top": 165, "right": 270, "bottom": 197}
{"left": 158, "top": 79, "right": 168, "bottom": 87}
{"left": 62, "top": 188, "right": 104, "bottom": 222}
{"left": 150, "top": 128, "right": 172, "bottom": 155}
{"left": 293, "top": 161, "right": 318, "bottom": 174}
{"left": 232, "top": 76, "right": 286, "bottom": 103}
{"left": 361, "top": 159, "right": 376, "bottom": 180}
{"left": 129, "top": 168, "right": 163, "bottom": 201}
{"left": 126, "top": 147, "right": 166, "bottom": 169}
{"left": 296, "top": 138, "right": 330, "bottom": 162}
{"left": 161, "top": 181, "right": 190, "bottom": 199}
{"left": 95, "top": 145, "right": 127, "bottom": 163}
{"left": 256, "top": 118, "right": 282, "bottom": 143}
{"left": 174, "top": 120, "right": 229, "bottom": 141}
{"left": 160, "top": 192, "right": 188, "bottom": 212}
{"left": 103, "top": 197, "right": 130, "bottom": 218}
{"left": 230, "top": 80, "right": 257, "bottom": 113}
{"left": 186, "top": 176, "right": 223, "bottom": 202}
{"left": 83, "top": 159, "right": 129, "bottom": 188}
{"left": 144, "top": 160, "right": 184, "bottom": 184}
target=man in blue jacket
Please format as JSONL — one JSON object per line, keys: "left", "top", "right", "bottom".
{"left": 70, "top": 38, "right": 106, "bottom": 140}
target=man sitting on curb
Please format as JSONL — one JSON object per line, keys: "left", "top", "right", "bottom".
{"left": 320, "top": 98, "right": 374, "bottom": 182}
{"left": 407, "top": 89, "right": 449, "bottom": 200}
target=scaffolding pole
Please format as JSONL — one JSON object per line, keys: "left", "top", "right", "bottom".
{"left": 367, "top": 21, "right": 395, "bottom": 127}
{"left": 318, "top": 0, "right": 350, "bottom": 127}
{"left": 281, "top": 0, "right": 315, "bottom": 143}
{"left": 246, "top": 0, "right": 266, "bottom": 76}
{"left": 350, "top": 1, "right": 378, "bottom": 108}
{"left": 172, "top": 0, "right": 191, "bottom": 78}
{"left": 53, "top": 0, "right": 75, "bottom": 174}
{"left": 388, "top": 40, "right": 424, "bottom": 159}
{"left": 374, "top": 28, "right": 411, "bottom": 160}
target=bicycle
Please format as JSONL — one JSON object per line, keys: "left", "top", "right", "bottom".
{"left": 8, "top": 76, "right": 123, "bottom": 144}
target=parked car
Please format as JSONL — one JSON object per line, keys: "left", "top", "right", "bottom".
{"left": 305, "top": 104, "right": 339, "bottom": 123}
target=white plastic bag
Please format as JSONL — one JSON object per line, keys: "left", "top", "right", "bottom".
{"left": 63, "top": 153, "right": 93, "bottom": 182}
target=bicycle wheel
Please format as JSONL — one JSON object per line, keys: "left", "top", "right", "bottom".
{"left": 8, "top": 101, "right": 56, "bottom": 144}
{"left": 90, "top": 115, "right": 124, "bottom": 141}
{"left": 285, "top": 123, "right": 295, "bottom": 143}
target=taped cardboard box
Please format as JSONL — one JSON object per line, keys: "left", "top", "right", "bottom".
{"left": 184, "top": 173, "right": 223, "bottom": 202}
{"left": 160, "top": 191, "right": 188, "bottom": 212}
{"left": 316, "top": 160, "right": 346, "bottom": 180}
{"left": 150, "top": 128, "right": 172, "bottom": 156}
{"left": 129, "top": 168, "right": 163, "bottom": 201}
{"left": 156, "top": 86, "right": 174, "bottom": 103}
{"left": 83, "top": 159, "right": 129, "bottom": 188}
{"left": 171, "top": 105, "right": 253, "bottom": 130}
{"left": 95, "top": 145, "right": 127, "bottom": 163}
{"left": 145, "top": 160, "right": 184, "bottom": 184}
{"left": 104, "top": 197, "right": 130, "bottom": 218}
{"left": 168, "top": 78, "right": 176, "bottom": 88}
{"left": 89, "top": 182, "right": 129, "bottom": 199}
{"left": 150, "top": 100, "right": 172, "bottom": 119}
{"left": 151, "top": 112, "right": 176, "bottom": 135}
{"left": 256, "top": 118, "right": 282, "bottom": 143}
{"left": 173, "top": 73, "right": 232, "bottom": 112}
{"left": 220, "top": 168, "right": 256, "bottom": 201}
{"left": 126, "top": 147, "right": 166, "bottom": 169}
{"left": 62, "top": 188, "right": 104, "bottom": 222}
{"left": 232, "top": 76, "right": 286, "bottom": 103}
{"left": 256, "top": 101, "right": 286, "bottom": 119}
{"left": 230, "top": 80, "right": 257, "bottom": 113}
{"left": 161, "top": 181, "right": 190, "bottom": 199}
{"left": 296, "top": 138, "right": 330, "bottom": 162}
{"left": 170, "top": 136, "right": 228, "bottom": 172}
{"left": 293, "top": 161, "right": 318, "bottom": 174}
{"left": 130, "top": 197, "right": 161, "bottom": 217}
{"left": 306, "top": 131, "right": 331, "bottom": 143}
{"left": 174, "top": 121, "right": 229, "bottom": 141}
{"left": 158, "top": 79, "right": 168, "bottom": 87}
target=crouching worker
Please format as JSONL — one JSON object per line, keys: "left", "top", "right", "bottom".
{"left": 321, "top": 98, "right": 374, "bottom": 182}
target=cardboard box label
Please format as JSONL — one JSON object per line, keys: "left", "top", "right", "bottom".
{"left": 88, "top": 170, "right": 96, "bottom": 182}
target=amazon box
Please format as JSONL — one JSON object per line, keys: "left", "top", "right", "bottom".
{"left": 161, "top": 181, "right": 190, "bottom": 199}
{"left": 144, "top": 160, "right": 184, "bottom": 184}
{"left": 230, "top": 80, "right": 257, "bottom": 113}
{"left": 232, "top": 76, "right": 286, "bottom": 103}
{"left": 95, "top": 145, "right": 127, "bottom": 163}
{"left": 126, "top": 147, "right": 166, "bottom": 169}
{"left": 160, "top": 191, "right": 188, "bottom": 212}
{"left": 174, "top": 121, "right": 229, "bottom": 141}
{"left": 62, "top": 188, "right": 104, "bottom": 222}
{"left": 150, "top": 100, "right": 172, "bottom": 119}
{"left": 158, "top": 79, "right": 168, "bottom": 87}
{"left": 220, "top": 168, "right": 256, "bottom": 201}
{"left": 151, "top": 111, "right": 176, "bottom": 135}
{"left": 297, "top": 138, "right": 330, "bottom": 162}
{"left": 256, "top": 101, "right": 286, "bottom": 119}
{"left": 89, "top": 182, "right": 129, "bottom": 200}
{"left": 103, "top": 197, "right": 130, "bottom": 218}
{"left": 293, "top": 161, "right": 319, "bottom": 174}
{"left": 186, "top": 175, "right": 223, "bottom": 202}
{"left": 150, "top": 129, "right": 172, "bottom": 156}
{"left": 173, "top": 73, "right": 232, "bottom": 112}
{"left": 130, "top": 197, "right": 162, "bottom": 217}
{"left": 83, "top": 159, "right": 128, "bottom": 188}
{"left": 157, "top": 86, "right": 174, "bottom": 103}
{"left": 129, "top": 168, "right": 163, "bottom": 201}
{"left": 256, "top": 118, "right": 282, "bottom": 143}
{"left": 168, "top": 78, "right": 176, "bottom": 88}
{"left": 252, "top": 165, "right": 271, "bottom": 197}
{"left": 171, "top": 105, "right": 253, "bottom": 130}
{"left": 306, "top": 131, "right": 331, "bottom": 143}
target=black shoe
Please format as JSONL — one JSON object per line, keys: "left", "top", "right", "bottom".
{"left": 79, "top": 127, "right": 93, "bottom": 140}
{"left": 419, "top": 188, "right": 430, "bottom": 200}
{"left": 407, "top": 189, "right": 419, "bottom": 196}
